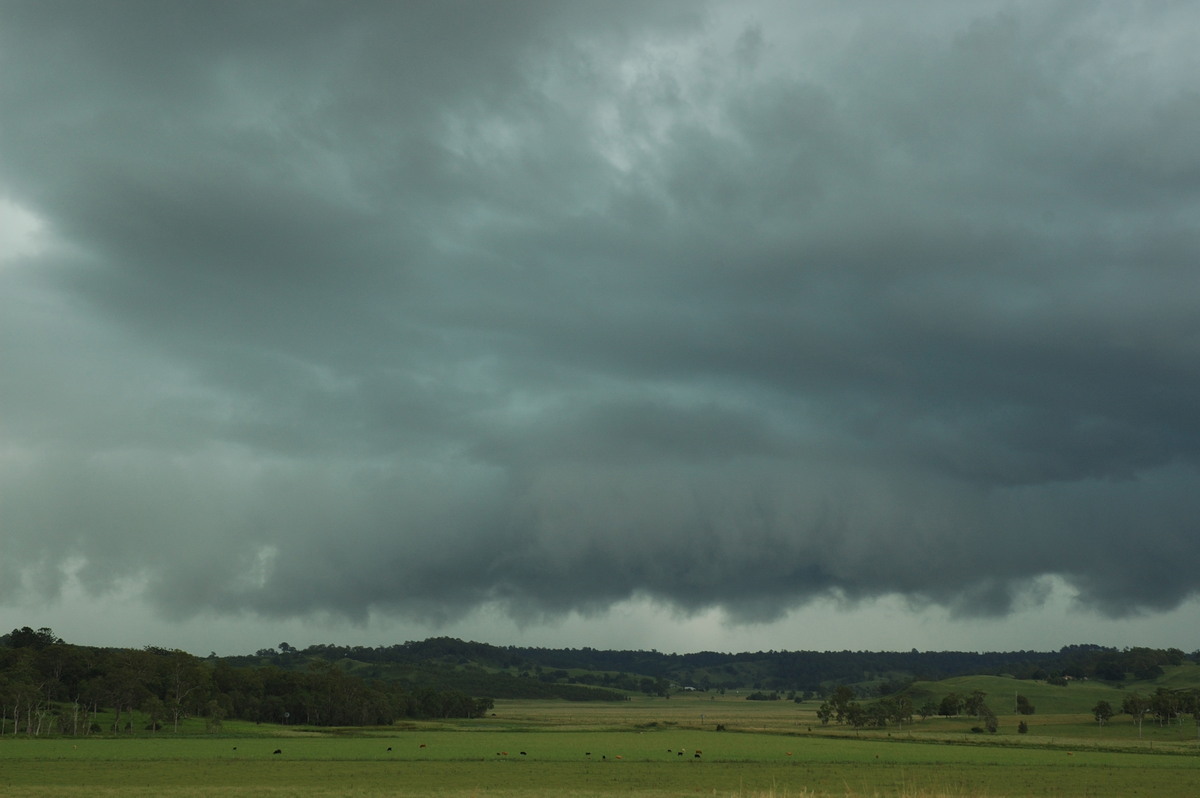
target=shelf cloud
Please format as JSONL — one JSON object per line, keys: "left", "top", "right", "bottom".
{"left": 2, "top": 1, "right": 1198, "bottom": 647}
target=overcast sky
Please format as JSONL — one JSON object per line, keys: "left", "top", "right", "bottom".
{"left": 3, "top": 1, "right": 1199, "bottom": 657}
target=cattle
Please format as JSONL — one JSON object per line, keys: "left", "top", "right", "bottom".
{"left": 273, "top": 749, "right": 282, "bottom": 755}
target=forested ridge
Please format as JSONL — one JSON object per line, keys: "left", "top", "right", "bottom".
{"left": 1, "top": 626, "right": 1194, "bottom": 736}
{"left": 241, "top": 637, "right": 1192, "bottom": 696}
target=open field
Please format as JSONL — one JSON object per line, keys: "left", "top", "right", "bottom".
{"left": 3, "top": 693, "right": 1200, "bottom": 796}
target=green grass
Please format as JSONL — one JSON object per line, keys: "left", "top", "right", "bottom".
{"left": 4, "top": 728, "right": 1200, "bottom": 797}
{"left": 5, "top": 687, "right": 1200, "bottom": 796}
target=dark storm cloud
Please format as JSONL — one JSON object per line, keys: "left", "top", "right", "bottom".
{"left": 2, "top": 1, "right": 1199, "bottom": 627}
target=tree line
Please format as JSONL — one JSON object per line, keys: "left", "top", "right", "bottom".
{"left": 0, "top": 628, "right": 494, "bottom": 736}
{"left": 816, "top": 682, "right": 1200, "bottom": 737}
{"left": 231, "top": 637, "right": 1197, "bottom": 694}
{"left": 1092, "top": 688, "right": 1200, "bottom": 734}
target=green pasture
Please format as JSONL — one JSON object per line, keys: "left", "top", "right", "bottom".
{"left": 4, "top": 692, "right": 1200, "bottom": 796}
{"left": 907, "top": 673, "right": 1132, "bottom": 716}
{"left": 3, "top": 727, "right": 1200, "bottom": 797}
{"left": 490, "top": 690, "right": 1200, "bottom": 749}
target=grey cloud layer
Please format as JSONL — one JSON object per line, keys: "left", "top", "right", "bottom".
{"left": 2, "top": 1, "right": 1198, "bottom": 626}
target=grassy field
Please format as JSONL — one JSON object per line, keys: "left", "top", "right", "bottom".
{"left": 3, "top": 689, "right": 1200, "bottom": 796}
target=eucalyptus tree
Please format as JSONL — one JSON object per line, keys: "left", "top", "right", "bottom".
{"left": 1122, "top": 692, "right": 1150, "bottom": 737}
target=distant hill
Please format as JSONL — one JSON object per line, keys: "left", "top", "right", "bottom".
{"left": 224, "top": 637, "right": 1195, "bottom": 698}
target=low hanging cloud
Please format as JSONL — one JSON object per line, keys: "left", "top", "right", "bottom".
{"left": 2, "top": 1, "right": 1199, "bottom": 631}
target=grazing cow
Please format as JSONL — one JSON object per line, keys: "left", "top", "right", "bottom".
{"left": 519, "top": 751, "right": 527, "bottom": 756}
{"left": 677, "top": 751, "right": 683, "bottom": 757}
{"left": 419, "top": 744, "right": 426, "bottom": 748}
{"left": 386, "top": 747, "right": 392, "bottom": 752}
{"left": 694, "top": 753, "right": 701, "bottom": 758}
{"left": 273, "top": 749, "right": 282, "bottom": 755}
